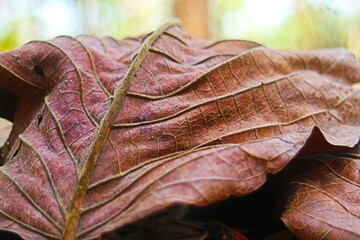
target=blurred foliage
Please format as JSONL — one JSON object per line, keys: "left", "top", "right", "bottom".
{"left": 0, "top": 0, "right": 359, "bottom": 60}
{"left": 210, "top": 0, "right": 360, "bottom": 58}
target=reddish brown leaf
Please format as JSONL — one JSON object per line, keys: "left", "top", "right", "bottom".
{"left": 205, "top": 221, "right": 249, "bottom": 240}
{"left": 281, "top": 144, "right": 360, "bottom": 240}
{"left": 0, "top": 21, "right": 359, "bottom": 239}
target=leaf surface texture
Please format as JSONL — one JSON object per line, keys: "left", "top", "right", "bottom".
{"left": 0, "top": 22, "right": 359, "bottom": 239}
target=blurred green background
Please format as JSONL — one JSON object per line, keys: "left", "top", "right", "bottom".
{"left": 0, "top": 0, "right": 359, "bottom": 60}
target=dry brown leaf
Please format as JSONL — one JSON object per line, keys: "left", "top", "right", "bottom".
{"left": 0, "top": 21, "right": 359, "bottom": 239}
{"left": 281, "top": 144, "right": 360, "bottom": 239}
{"left": 0, "top": 118, "right": 12, "bottom": 148}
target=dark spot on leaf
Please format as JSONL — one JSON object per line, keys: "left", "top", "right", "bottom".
{"left": 12, "top": 142, "right": 21, "bottom": 160}
{"left": 33, "top": 64, "right": 44, "bottom": 76}
{"left": 37, "top": 114, "right": 43, "bottom": 125}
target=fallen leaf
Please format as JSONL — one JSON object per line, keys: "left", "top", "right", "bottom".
{"left": 115, "top": 217, "right": 249, "bottom": 240}
{"left": 0, "top": 21, "right": 359, "bottom": 239}
{"left": 205, "top": 221, "right": 249, "bottom": 240}
{"left": 281, "top": 144, "right": 360, "bottom": 240}
{"left": 0, "top": 118, "right": 12, "bottom": 148}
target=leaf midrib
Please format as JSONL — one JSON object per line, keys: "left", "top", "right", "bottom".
{"left": 62, "top": 20, "right": 179, "bottom": 239}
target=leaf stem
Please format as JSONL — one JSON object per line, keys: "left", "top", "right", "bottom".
{"left": 62, "top": 20, "right": 180, "bottom": 239}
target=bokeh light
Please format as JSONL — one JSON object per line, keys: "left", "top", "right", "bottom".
{"left": 0, "top": 0, "right": 359, "bottom": 61}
